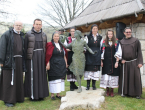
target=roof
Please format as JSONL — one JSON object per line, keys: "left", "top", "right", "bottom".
{"left": 64, "top": 0, "right": 145, "bottom": 29}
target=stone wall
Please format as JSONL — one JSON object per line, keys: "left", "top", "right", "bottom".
{"left": 98, "top": 23, "right": 145, "bottom": 87}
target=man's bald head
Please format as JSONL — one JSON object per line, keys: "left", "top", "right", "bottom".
{"left": 13, "top": 21, "right": 23, "bottom": 33}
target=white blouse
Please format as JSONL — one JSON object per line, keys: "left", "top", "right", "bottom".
{"left": 54, "top": 42, "right": 65, "bottom": 55}
{"left": 64, "top": 37, "right": 76, "bottom": 45}
{"left": 54, "top": 42, "right": 61, "bottom": 51}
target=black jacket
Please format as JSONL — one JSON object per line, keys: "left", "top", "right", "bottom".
{"left": 0, "top": 27, "right": 26, "bottom": 71}
{"left": 25, "top": 27, "right": 47, "bottom": 59}
{"left": 102, "top": 45, "right": 120, "bottom": 76}
{"left": 85, "top": 34, "right": 102, "bottom": 66}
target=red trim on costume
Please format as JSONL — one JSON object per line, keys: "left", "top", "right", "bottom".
{"left": 67, "top": 36, "right": 72, "bottom": 44}
{"left": 45, "top": 42, "right": 68, "bottom": 65}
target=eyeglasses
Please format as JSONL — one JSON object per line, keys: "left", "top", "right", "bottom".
{"left": 125, "top": 32, "right": 132, "bottom": 33}
{"left": 15, "top": 25, "right": 22, "bottom": 27}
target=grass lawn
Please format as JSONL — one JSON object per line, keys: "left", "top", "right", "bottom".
{"left": 0, "top": 79, "right": 145, "bottom": 110}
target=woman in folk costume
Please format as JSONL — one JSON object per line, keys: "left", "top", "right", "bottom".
{"left": 100, "top": 29, "right": 122, "bottom": 97}
{"left": 64, "top": 27, "right": 78, "bottom": 91}
{"left": 84, "top": 24, "right": 103, "bottom": 90}
{"left": 45, "top": 32, "right": 67, "bottom": 100}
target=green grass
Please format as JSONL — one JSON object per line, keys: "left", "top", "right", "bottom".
{"left": 0, "top": 79, "right": 145, "bottom": 110}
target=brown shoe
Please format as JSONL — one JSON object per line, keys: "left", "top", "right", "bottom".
{"left": 106, "top": 87, "right": 110, "bottom": 96}
{"left": 110, "top": 88, "right": 114, "bottom": 97}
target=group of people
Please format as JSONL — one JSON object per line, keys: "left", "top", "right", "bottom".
{"left": 0, "top": 19, "right": 49, "bottom": 107}
{"left": 0, "top": 18, "right": 143, "bottom": 107}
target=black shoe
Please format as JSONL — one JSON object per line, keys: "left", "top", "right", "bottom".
{"left": 72, "top": 82, "right": 78, "bottom": 89}
{"left": 92, "top": 80, "right": 96, "bottom": 90}
{"left": 136, "top": 96, "right": 140, "bottom": 99}
{"left": 86, "top": 86, "right": 90, "bottom": 90}
{"left": 56, "top": 95, "right": 61, "bottom": 99}
{"left": 70, "top": 82, "right": 74, "bottom": 91}
{"left": 70, "top": 87, "right": 74, "bottom": 91}
{"left": 86, "top": 80, "right": 90, "bottom": 90}
{"left": 5, "top": 103, "right": 14, "bottom": 107}
{"left": 51, "top": 96, "right": 55, "bottom": 100}
{"left": 93, "top": 86, "right": 96, "bottom": 90}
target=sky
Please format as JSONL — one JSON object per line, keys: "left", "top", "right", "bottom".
{"left": 1, "top": 0, "right": 43, "bottom": 24}
{"left": 0, "top": 0, "right": 92, "bottom": 25}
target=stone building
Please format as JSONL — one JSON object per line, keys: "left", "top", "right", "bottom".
{"left": 64, "top": 0, "right": 145, "bottom": 87}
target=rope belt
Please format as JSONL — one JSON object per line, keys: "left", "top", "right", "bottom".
{"left": 33, "top": 49, "right": 43, "bottom": 51}
{"left": 13, "top": 55, "right": 22, "bottom": 57}
{"left": 30, "top": 48, "right": 43, "bottom": 99}
{"left": 121, "top": 58, "right": 137, "bottom": 96}
{"left": 31, "top": 59, "right": 34, "bottom": 99}
{"left": 11, "top": 55, "right": 22, "bottom": 86}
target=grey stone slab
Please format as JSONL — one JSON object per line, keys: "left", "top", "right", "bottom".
{"left": 59, "top": 86, "right": 105, "bottom": 110}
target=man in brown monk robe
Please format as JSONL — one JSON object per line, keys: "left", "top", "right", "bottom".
{"left": 0, "top": 21, "right": 25, "bottom": 107}
{"left": 118, "top": 27, "right": 143, "bottom": 99}
{"left": 24, "top": 19, "right": 49, "bottom": 100}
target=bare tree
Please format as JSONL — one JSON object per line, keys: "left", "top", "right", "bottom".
{"left": 37, "top": 0, "right": 92, "bottom": 29}
{"left": 0, "top": 0, "right": 15, "bottom": 27}
{"left": 0, "top": 0, "right": 9, "bottom": 25}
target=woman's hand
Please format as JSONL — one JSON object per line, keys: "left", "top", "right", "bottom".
{"left": 66, "top": 64, "right": 68, "bottom": 68}
{"left": 115, "top": 62, "right": 118, "bottom": 68}
{"left": 121, "top": 60, "right": 126, "bottom": 64}
{"left": 46, "top": 62, "right": 50, "bottom": 70}
{"left": 66, "top": 49, "right": 71, "bottom": 52}
{"left": 101, "top": 60, "right": 103, "bottom": 67}
{"left": 64, "top": 56, "right": 68, "bottom": 68}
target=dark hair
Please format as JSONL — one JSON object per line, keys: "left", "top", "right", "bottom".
{"left": 124, "top": 27, "right": 132, "bottom": 32}
{"left": 91, "top": 24, "right": 98, "bottom": 29}
{"left": 70, "top": 27, "right": 76, "bottom": 31}
{"left": 33, "top": 18, "right": 42, "bottom": 24}
{"left": 58, "top": 28, "right": 64, "bottom": 32}
{"left": 105, "top": 29, "right": 116, "bottom": 46}
{"left": 51, "top": 31, "right": 62, "bottom": 47}
{"left": 68, "top": 33, "right": 71, "bottom": 36}
{"left": 88, "top": 24, "right": 98, "bottom": 36}
{"left": 51, "top": 31, "right": 59, "bottom": 40}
